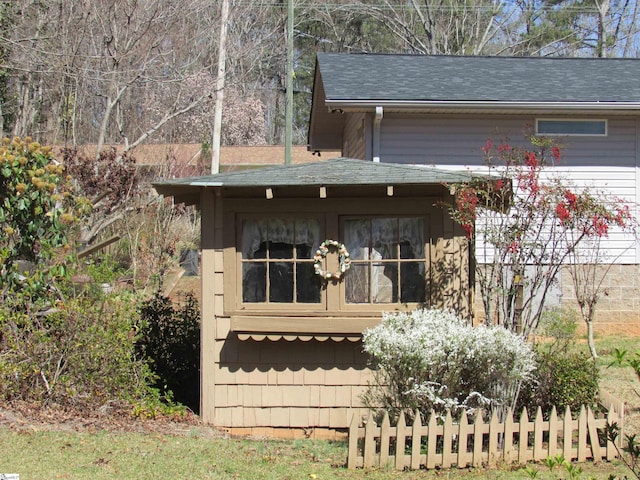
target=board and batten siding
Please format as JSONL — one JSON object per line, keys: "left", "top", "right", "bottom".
{"left": 343, "top": 112, "right": 367, "bottom": 160}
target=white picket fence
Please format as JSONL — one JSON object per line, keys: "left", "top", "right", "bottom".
{"left": 348, "top": 399, "right": 624, "bottom": 470}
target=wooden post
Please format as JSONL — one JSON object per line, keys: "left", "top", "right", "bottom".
{"left": 503, "top": 408, "right": 515, "bottom": 463}
{"left": 548, "top": 406, "right": 558, "bottom": 457}
{"left": 563, "top": 406, "right": 573, "bottom": 460}
{"left": 518, "top": 407, "right": 530, "bottom": 463}
{"left": 587, "top": 407, "right": 602, "bottom": 462}
{"left": 347, "top": 414, "right": 359, "bottom": 469}
{"left": 363, "top": 412, "right": 376, "bottom": 467}
{"left": 458, "top": 412, "right": 470, "bottom": 468}
{"left": 533, "top": 407, "right": 544, "bottom": 461}
{"left": 488, "top": 410, "right": 500, "bottom": 467}
{"left": 426, "top": 411, "right": 437, "bottom": 469}
{"left": 441, "top": 411, "right": 454, "bottom": 468}
{"left": 578, "top": 406, "right": 587, "bottom": 462}
{"left": 472, "top": 409, "right": 484, "bottom": 467}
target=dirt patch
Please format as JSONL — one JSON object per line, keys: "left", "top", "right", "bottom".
{"left": 0, "top": 401, "right": 226, "bottom": 438}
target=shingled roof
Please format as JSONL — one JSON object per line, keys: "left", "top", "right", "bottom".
{"left": 315, "top": 53, "right": 640, "bottom": 105}
{"left": 308, "top": 53, "right": 640, "bottom": 151}
{"left": 153, "top": 157, "right": 488, "bottom": 205}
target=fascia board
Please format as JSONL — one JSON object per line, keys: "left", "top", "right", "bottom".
{"left": 324, "top": 99, "right": 640, "bottom": 111}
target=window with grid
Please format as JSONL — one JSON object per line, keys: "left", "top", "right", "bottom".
{"left": 342, "top": 217, "right": 426, "bottom": 304}
{"left": 241, "top": 217, "right": 322, "bottom": 304}
{"left": 238, "top": 214, "right": 428, "bottom": 310}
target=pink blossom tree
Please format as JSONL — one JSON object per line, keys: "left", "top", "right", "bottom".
{"left": 450, "top": 137, "right": 636, "bottom": 342}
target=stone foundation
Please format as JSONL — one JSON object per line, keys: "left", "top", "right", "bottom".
{"left": 474, "top": 264, "right": 640, "bottom": 335}
{"left": 560, "top": 264, "right": 640, "bottom": 336}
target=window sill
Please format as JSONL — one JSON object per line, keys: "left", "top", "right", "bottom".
{"left": 230, "top": 315, "right": 383, "bottom": 340}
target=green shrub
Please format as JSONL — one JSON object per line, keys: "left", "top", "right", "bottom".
{"left": 518, "top": 351, "right": 599, "bottom": 415}
{"left": 0, "top": 136, "right": 90, "bottom": 303}
{"left": 518, "top": 306, "right": 599, "bottom": 415}
{"left": 137, "top": 291, "right": 200, "bottom": 412}
{"left": 0, "top": 291, "right": 156, "bottom": 406}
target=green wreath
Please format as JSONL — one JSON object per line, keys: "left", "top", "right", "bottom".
{"left": 313, "top": 239, "right": 351, "bottom": 281}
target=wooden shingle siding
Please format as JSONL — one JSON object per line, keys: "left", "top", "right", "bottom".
{"left": 198, "top": 189, "right": 473, "bottom": 430}
{"left": 344, "top": 112, "right": 366, "bottom": 159}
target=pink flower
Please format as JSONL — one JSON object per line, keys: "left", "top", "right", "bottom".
{"left": 551, "top": 146, "right": 561, "bottom": 162}
{"left": 592, "top": 215, "right": 609, "bottom": 237}
{"left": 498, "top": 143, "right": 512, "bottom": 154}
{"left": 564, "top": 190, "right": 577, "bottom": 206}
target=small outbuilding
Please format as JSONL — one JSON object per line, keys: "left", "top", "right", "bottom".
{"left": 154, "top": 157, "right": 486, "bottom": 437}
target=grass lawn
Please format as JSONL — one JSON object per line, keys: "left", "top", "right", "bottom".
{"left": 0, "top": 334, "right": 638, "bottom": 480}
{"left": 0, "top": 428, "right": 632, "bottom": 480}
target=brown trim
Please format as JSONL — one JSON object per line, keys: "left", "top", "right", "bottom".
{"left": 220, "top": 195, "right": 471, "bottom": 322}
{"left": 230, "top": 315, "right": 382, "bottom": 335}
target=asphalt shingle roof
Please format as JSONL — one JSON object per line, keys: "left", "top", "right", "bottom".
{"left": 153, "top": 158, "right": 487, "bottom": 199}
{"left": 316, "top": 53, "right": 640, "bottom": 104}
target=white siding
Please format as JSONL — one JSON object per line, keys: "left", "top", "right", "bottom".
{"left": 379, "top": 113, "right": 639, "bottom": 264}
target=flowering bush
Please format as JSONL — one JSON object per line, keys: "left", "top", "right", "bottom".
{"left": 361, "top": 308, "right": 536, "bottom": 420}
{"left": 0, "top": 136, "right": 90, "bottom": 303}
{"left": 449, "top": 137, "right": 636, "bottom": 339}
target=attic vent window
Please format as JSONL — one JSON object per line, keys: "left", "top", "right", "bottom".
{"left": 536, "top": 119, "right": 607, "bottom": 136}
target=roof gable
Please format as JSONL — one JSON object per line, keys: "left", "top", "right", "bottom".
{"left": 308, "top": 53, "right": 640, "bottom": 151}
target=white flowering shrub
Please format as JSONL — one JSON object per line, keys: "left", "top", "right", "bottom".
{"left": 362, "top": 308, "right": 536, "bottom": 420}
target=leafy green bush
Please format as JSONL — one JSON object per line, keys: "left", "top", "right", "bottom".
{"left": 137, "top": 291, "right": 200, "bottom": 412}
{"left": 0, "top": 136, "right": 90, "bottom": 303}
{"left": 537, "top": 307, "right": 579, "bottom": 356}
{"left": 0, "top": 291, "right": 156, "bottom": 406}
{"left": 518, "top": 306, "right": 599, "bottom": 415}
{"left": 518, "top": 351, "right": 599, "bottom": 415}
{"left": 362, "top": 308, "right": 536, "bottom": 421}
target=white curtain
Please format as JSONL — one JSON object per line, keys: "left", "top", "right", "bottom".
{"left": 242, "top": 218, "right": 321, "bottom": 259}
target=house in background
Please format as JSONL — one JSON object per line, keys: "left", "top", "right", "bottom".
{"left": 154, "top": 53, "right": 640, "bottom": 436}
{"left": 309, "top": 53, "right": 640, "bottom": 335}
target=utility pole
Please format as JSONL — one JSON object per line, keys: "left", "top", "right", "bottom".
{"left": 285, "top": 0, "right": 293, "bottom": 165}
{"left": 211, "top": 0, "right": 229, "bottom": 174}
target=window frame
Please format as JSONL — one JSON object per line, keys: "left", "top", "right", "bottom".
{"left": 235, "top": 213, "right": 327, "bottom": 312}
{"left": 338, "top": 215, "right": 429, "bottom": 312}
{"left": 535, "top": 118, "right": 608, "bottom": 137}
{"left": 224, "top": 198, "right": 437, "bottom": 319}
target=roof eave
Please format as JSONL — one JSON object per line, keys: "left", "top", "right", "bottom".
{"left": 324, "top": 99, "right": 640, "bottom": 112}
